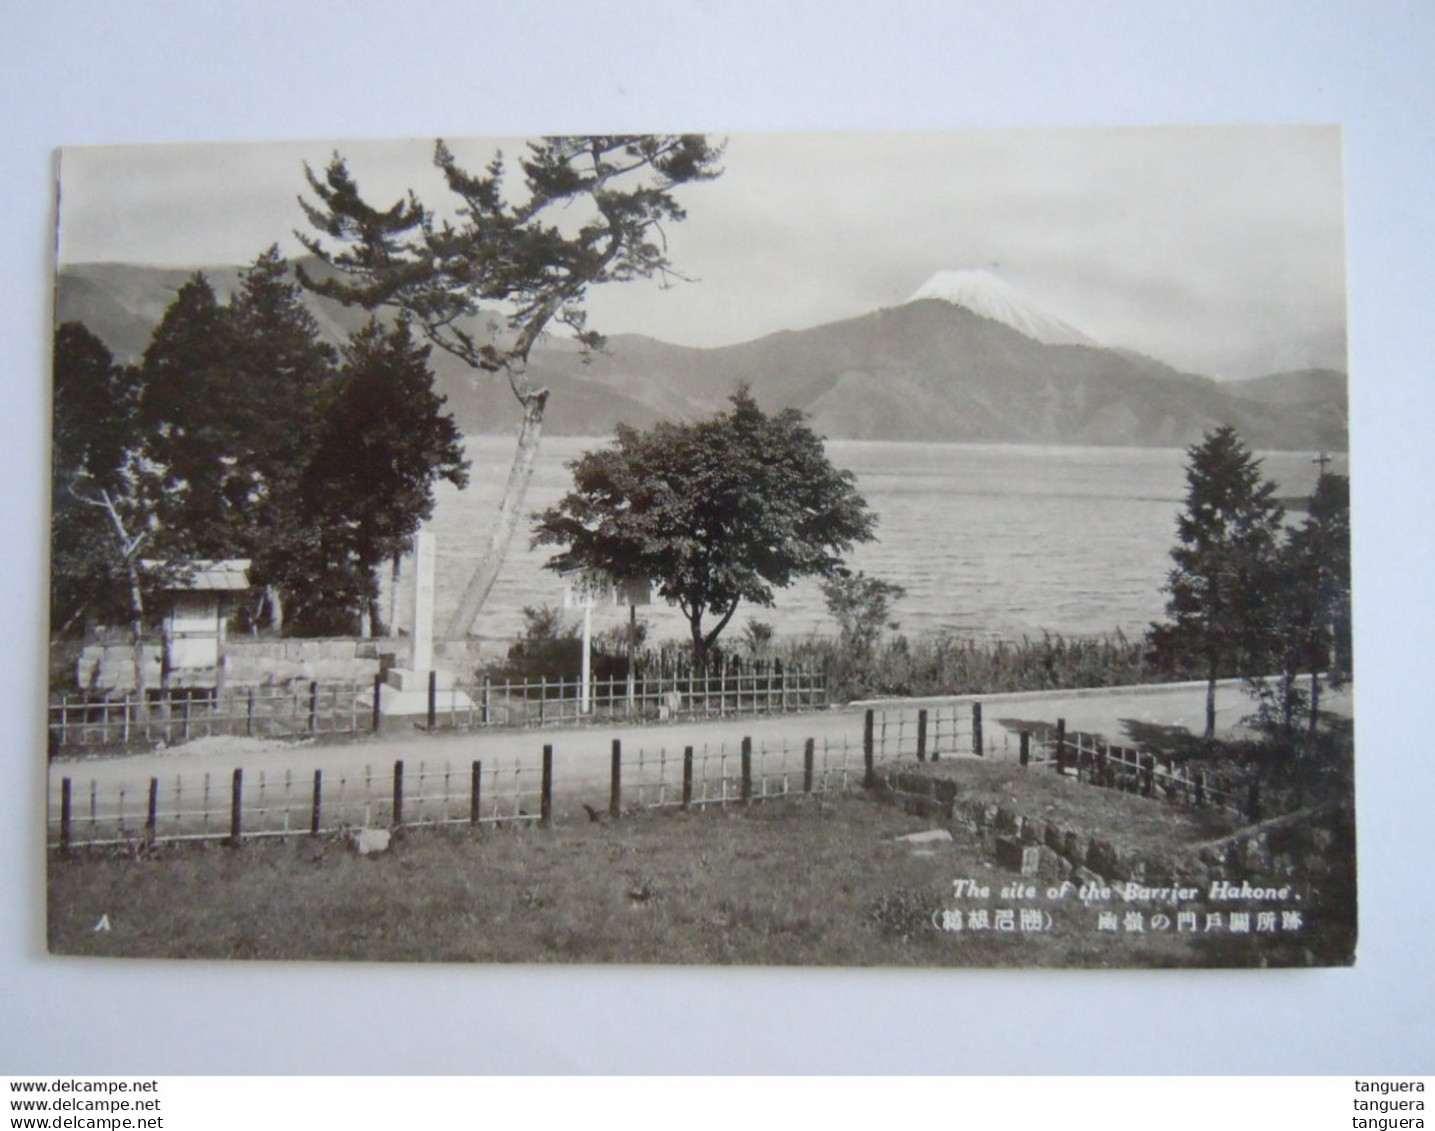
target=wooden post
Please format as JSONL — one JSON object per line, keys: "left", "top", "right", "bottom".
{"left": 471, "top": 760, "right": 483, "bottom": 825}
{"left": 181, "top": 698, "right": 191, "bottom": 742}
{"left": 1141, "top": 753, "right": 1155, "bottom": 798}
{"left": 372, "top": 673, "right": 382, "bottom": 733}
{"left": 146, "top": 777, "right": 159, "bottom": 844}
{"left": 1019, "top": 731, "right": 1030, "bottom": 767}
{"left": 307, "top": 680, "right": 319, "bottom": 733}
{"left": 311, "top": 770, "right": 323, "bottom": 835}
{"left": 682, "top": 746, "right": 694, "bottom": 810}
{"left": 541, "top": 744, "right": 554, "bottom": 827}
{"left": 246, "top": 688, "right": 255, "bottom": 737}
{"left": 1194, "top": 770, "right": 1206, "bottom": 807}
{"left": 972, "top": 702, "right": 983, "bottom": 756}
{"left": 741, "top": 736, "right": 753, "bottom": 804}
{"left": 1096, "top": 743, "right": 1108, "bottom": 786}
{"left": 427, "top": 670, "right": 437, "bottom": 731}
{"left": 803, "top": 737, "right": 815, "bottom": 794}
{"left": 863, "top": 708, "right": 875, "bottom": 788}
{"left": 230, "top": 768, "right": 243, "bottom": 845}
{"left": 609, "top": 739, "right": 622, "bottom": 819}
{"left": 917, "top": 709, "right": 929, "bottom": 763}
{"left": 392, "top": 759, "right": 405, "bottom": 826}
{"left": 1054, "top": 718, "right": 1067, "bottom": 774}
{"left": 60, "top": 777, "right": 72, "bottom": 856}
{"left": 481, "top": 677, "right": 491, "bottom": 726}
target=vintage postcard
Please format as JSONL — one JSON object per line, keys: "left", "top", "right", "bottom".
{"left": 47, "top": 127, "right": 1352, "bottom": 967}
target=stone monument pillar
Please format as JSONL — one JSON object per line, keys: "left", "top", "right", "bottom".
{"left": 375, "top": 530, "right": 473, "bottom": 717}
{"left": 410, "top": 529, "right": 435, "bottom": 675}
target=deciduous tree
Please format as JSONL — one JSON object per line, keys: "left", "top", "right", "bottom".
{"left": 533, "top": 389, "right": 876, "bottom": 666}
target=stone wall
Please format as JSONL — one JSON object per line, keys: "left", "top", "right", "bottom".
{"left": 75, "top": 637, "right": 496, "bottom": 692}
{"left": 877, "top": 767, "right": 1355, "bottom": 897}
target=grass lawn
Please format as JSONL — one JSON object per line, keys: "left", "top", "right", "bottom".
{"left": 48, "top": 775, "right": 1312, "bottom": 967}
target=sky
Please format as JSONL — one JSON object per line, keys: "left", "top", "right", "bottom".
{"left": 56, "top": 126, "right": 1346, "bottom": 379}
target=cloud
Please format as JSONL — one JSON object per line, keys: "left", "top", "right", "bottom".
{"left": 57, "top": 126, "right": 1346, "bottom": 378}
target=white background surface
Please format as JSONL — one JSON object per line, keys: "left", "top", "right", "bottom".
{"left": 3, "top": 0, "right": 1432, "bottom": 1075}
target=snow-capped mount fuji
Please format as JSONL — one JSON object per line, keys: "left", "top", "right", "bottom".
{"left": 54, "top": 259, "right": 1347, "bottom": 451}
{"left": 907, "top": 269, "right": 1097, "bottom": 348}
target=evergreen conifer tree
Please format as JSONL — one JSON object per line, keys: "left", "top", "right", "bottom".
{"left": 1153, "top": 426, "right": 1286, "bottom": 739}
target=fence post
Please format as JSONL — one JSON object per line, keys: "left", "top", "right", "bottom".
{"left": 246, "top": 689, "right": 255, "bottom": 737}
{"left": 427, "top": 671, "right": 437, "bottom": 731}
{"left": 1019, "top": 731, "right": 1030, "bottom": 767}
{"left": 1054, "top": 718, "right": 1067, "bottom": 774}
{"left": 230, "top": 768, "right": 243, "bottom": 846}
{"left": 392, "top": 760, "right": 405, "bottom": 827}
{"left": 180, "top": 698, "right": 191, "bottom": 743}
{"left": 863, "top": 708, "right": 876, "bottom": 789}
{"left": 741, "top": 736, "right": 753, "bottom": 804}
{"left": 304, "top": 680, "right": 317, "bottom": 734}
{"left": 311, "top": 770, "right": 323, "bottom": 835}
{"left": 372, "top": 673, "right": 383, "bottom": 733}
{"left": 972, "top": 701, "right": 983, "bottom": 756}
{"left": 1096, "top": 742, "right": 1108, "bottom": 786}
{"left": 471, "top": 760, "right": 483, "bottom": 826}
{"left": 1141, "top": 753, "right": 1155, "bottom": 798}
{"left": 917, "top": 709, "right": 929, "bottom": 763}
{"left": 609, "top": 739, "right": 622, "bottom": 819}
{"left": 481, "top": 677, "right": 491, "bottom": 726}
{"left": 1193, "top": 770, "right": 1205, "bottom": 807}
{"left": 803, "top": 737, "right": 815, "bottom": 794}
{"left": 146, "top": 777, "right": 159, "bottom": 844}
{"left": 60, "top": 777, "right": 72, "bottom": 856}
{"left": 541, "top": 744, "right": 554, "bottom": 827}
{"left": 682, "top": 746, "right": 694, "bottom": 810}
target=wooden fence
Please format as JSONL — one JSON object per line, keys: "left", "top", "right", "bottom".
{"left": 864, "top": 702, "right": 1003, "bottom": 760}
{"left": 436, "top": 667, "right": 827, "bottom": 729}
{"left": 1021, "top": 722, "right": 1254, "bottom": 817}
{"left": 48, "top": 733, "right": 864, "bottom": 851}
{"left": 864, "top": 702, "right": 1255, "bottom": 818}
{"left": 48, "top": 682, "right": 378, "bottom": 751}
{"left": 48, "top": 667, "right": 828, "bottom": 752}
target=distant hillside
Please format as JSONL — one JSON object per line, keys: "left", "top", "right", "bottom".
{"left": 54, "top": 261, "right": 1348, "bottom": 451}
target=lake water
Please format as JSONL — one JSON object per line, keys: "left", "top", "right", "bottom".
{"left": 408, "top": 437, "right": 1343, "bottom": 650}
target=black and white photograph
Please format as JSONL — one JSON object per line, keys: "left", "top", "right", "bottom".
{"left": 45, "top": 126, "right": 1355, "bottom": 969}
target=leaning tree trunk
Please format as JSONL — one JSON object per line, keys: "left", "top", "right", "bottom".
{"left": 445, "top": 388, "right": 550, "bottom": 637}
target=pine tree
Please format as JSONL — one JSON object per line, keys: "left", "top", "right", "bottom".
{"left": 1153, "top": 426, "right": 1286, "bottom": 739}
{"left": 225, "top": 246, "right": 340, "bottom": 624}
{"left": 1269, "top": 472, "right": 1351, "bottom": 735}
{"left": 136, "top": 251, "right": 340, "bottom": 628}
{"left": 137, "top": 273, "right": 241, "bottom": 558}
{"left": 285, "top": 319, "right": 469, "bottom": 634}
{"left": 296, "top": 135, "right": 723, "bottom": 636}
{"left": 52, "top": 322, "right": 157, "bottom": 706}
{"left": 51, "top": 322, "right": 146, "bottom": 635}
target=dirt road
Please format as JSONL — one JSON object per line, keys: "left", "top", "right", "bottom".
{"left": 47, "top": 678, "right": 1352, "bottom": 839}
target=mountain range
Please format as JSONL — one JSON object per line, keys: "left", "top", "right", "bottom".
{"left": 54, "top": 262, "right": 1347, "bottom": 452}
